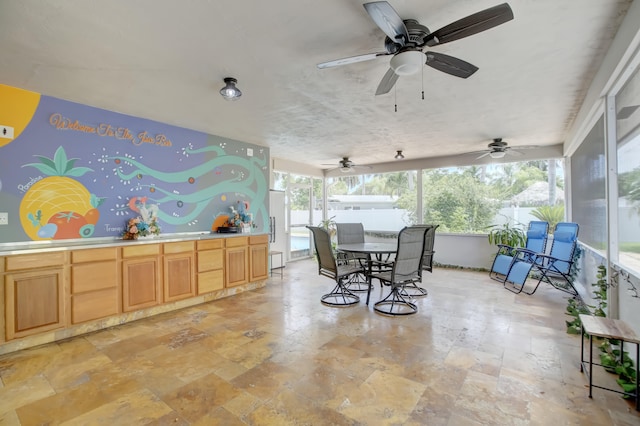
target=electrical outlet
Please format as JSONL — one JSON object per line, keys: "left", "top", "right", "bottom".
{"left": 0, "top": 125, "right": 14, "bottom": 139}
{"left": 0, "top": 212, "right": 7, "bottom": 225}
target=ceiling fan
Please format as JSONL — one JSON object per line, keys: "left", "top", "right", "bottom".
{"left": 475, "top": 138, "right": 536, "bottom": 159}
{"left": 317, "top": 2, "right": 514, "bottom": 95}
{"left": 323, "top": 157, "right": 372, "bottom": 173}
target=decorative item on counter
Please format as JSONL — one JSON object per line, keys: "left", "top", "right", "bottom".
{"left": 122, "top": 199, "right": 161, "bottom": 240}
{"left": 218, "top": 200, "right": 255, "bottom": 233}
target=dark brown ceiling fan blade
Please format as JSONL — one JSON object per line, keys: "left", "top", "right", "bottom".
{"left": 425, "top": 52, "right": 478, "bottom": 78}
{"left": 317, "top": 52, "right": 389, "bottom": 69}
{"left": 364, "top": 1, "right": 409, "bottom": 46}
{"left": 423, "top": 3, "right": 514, "bottom": 47}
{"left": 375, "top": 67, "right": 399, "bottom": 95}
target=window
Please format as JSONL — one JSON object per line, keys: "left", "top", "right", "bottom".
{"left": 571, "top": 117, "right": 606, "bottom": 251}
{"left": 616, "top": 63, "right": 640, "bottom": 275}
{"left": 326, "top": 171, "right": 418, "bottom": 235}
{"left": 422, "top": 161, "right": 564, "bottom": 233}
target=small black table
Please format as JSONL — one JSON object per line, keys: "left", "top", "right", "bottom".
{"left": 337, "top": 242, "right": 397, "bottom": 305}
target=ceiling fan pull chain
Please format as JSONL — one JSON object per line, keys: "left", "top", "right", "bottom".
{"left": 394, "top": 85, "right": 397, "bottom": 112}
{"left": 422, "top": 65, "right": 425, "bottom": 100}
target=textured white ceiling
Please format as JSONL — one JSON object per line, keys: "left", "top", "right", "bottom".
{"left": 0, "top": 0, "right": 632, "bottom": 170}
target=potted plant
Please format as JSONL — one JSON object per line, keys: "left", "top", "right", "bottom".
{"left": 486, "top": 221, "right": 526, "bottom": 248}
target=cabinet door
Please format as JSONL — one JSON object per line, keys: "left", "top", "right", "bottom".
{"left": 5, "top": 269, "right": 64, "bottom": 340}
{"left": 225, "top": 246, "right": 249, "bottom": 287}
{"left": 122, "top": 257, "right": 161, "bottom": 311}
{"left": 164, "top": 253, "right": 195, "bottom": 302}
{"left": 250, "top": 244, "right": 269, "bottom": 281}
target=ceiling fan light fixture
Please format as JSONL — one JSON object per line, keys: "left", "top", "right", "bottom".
{"left": 220, "top": 77, "right": 242, "bottom": 101}
{"left": 340, "top": 166, "right": 352, "bottom": 173}
{"left": 390, "top": 50, "right": 424, "bottom": 76}
{"left": 394, "top": 150, "right": 405, "bottom": 160}
{"left": 489, "top": 150, "right": 506, "bottom": 159}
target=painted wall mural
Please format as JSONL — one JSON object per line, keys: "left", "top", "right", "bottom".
{"left": 0, "top": 84, "right": 269, "bottom": 244}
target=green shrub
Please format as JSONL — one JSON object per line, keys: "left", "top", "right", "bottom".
{"left": 530, "top": 205, "right": 565, "bottom": 231}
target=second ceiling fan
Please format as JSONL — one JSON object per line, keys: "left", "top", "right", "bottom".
{"left": 317, "top": 2, "right": 514, "bottom": 95}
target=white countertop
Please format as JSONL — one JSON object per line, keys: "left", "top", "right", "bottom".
{"left": 0, "top": 231, "right": 267, "bottom": 256}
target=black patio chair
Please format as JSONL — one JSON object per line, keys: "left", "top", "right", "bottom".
{"left": 336, "top": 222, "right": 369, "bottom": 291}
{"left": 307, "top": 225, "right": 364, "bottom": 307}
{"left": 369, "top": 226, "right": 428, "bottom": 316}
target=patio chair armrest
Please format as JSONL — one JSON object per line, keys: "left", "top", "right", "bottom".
{"left": 513, "top": 247, "right": 542, "bottom": 262}
{"left": 496, "top": 244, "right": 514, "bottom": 250}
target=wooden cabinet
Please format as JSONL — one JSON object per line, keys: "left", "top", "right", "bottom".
{"left": 163, "top": 241, "right": 195, "bottom": 302}
{"left": 122, "top": 244, "right": 162, "bottom": 312}
{"left": 225, "top": 236, "right": 249, "bottom": 287}
{"left": 197, "top": 239, "right": 224, "bottom": 294}
{"left": 4, "top": 252, "right": 66, "bottom": 340}
{"left": 70, "top": 248, "right": 119, "bottom": 324}
{"left": 1, "top": 234, "right": 269, "bottom": 349}
{"left": 249, "top": 235, "right": 269, "bottom": 281}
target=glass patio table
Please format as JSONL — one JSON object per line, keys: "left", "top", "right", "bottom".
{"left": 336, "top": 242, "right": 397, "bottom": 305}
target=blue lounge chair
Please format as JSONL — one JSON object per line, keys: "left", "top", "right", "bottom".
{"left": 503, "top": 222, "right": 580, "bottom": 296}
{"left": 489, "top": 221, "right": 549, "bottom": 282}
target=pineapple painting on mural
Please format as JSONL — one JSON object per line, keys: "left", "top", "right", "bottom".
{"left": 19, "top": 146, "right": 104, "bottom": 240}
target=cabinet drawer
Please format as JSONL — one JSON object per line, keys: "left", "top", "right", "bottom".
{"left": 71, "top": 261, "right": 117, "bottom": 293}
{"left": 5, "top": 251, "right": 66, "bottom": 271}
{"left": 197, "top": 250, "right": 223, "bottom": 273}
{"left": 72, "top": 287, "right": 118, "bottom": 324}
{"left": 72, "top": 247, "right": 117, "bottom": 263}
{"left": 122, "top": 244, "right": 160, "bottom": 258}
{"left": 198, "top": 270, "right": 224, "bottom": 294}
{"left": 226, "top": 236, "right": 248, "bottom": 248}
{"left": 249, "top": 235, "right": 269, "bottom": 245}
{"left": 197, "top": 239, "right": 224, "bottom": 250}
{"left": 164, "top": 241, "right": 194, "bottom": 254}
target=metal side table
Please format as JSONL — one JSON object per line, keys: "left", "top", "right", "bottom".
{"left": 579, "top": 314, "right": 639, "bottom": 410}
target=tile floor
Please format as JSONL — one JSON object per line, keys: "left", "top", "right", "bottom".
{"left": 1, "top": 259, "right": 639, "bottom": 425}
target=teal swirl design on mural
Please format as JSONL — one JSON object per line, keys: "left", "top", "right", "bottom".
{"left": 108, "top": 147, "right": 268, "bottom": 228}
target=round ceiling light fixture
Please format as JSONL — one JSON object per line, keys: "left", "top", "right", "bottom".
{"left": 220, "top": 77, "right": 242, "bottom": 101}
{"left": 394, "top": 150, "right": 405, "bottom": 160}
{"left": 489, "top": 150, "right": 506, "bottom": 159}
{"left": 390, "top": 51, "right": 424, "bottom": 76}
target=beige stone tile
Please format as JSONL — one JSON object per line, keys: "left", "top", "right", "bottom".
{"left": 333, "top": 369, "right": 426, "bottom": 425}
{"left": 444, "top": 345, "right": 502, "bottom": 377}
{"left": 0, "top": 374, "right": 55, "bottom": 415}
{"left": 0, "top": 344, "right": 62, "bottom": 385}
{"left": 0, "top": 409, "right": 20, "bottom": 425}
{"left": 262, "top": 388, "right": 358, "bottom": 425}
{"left": 43, "top": 352, "right": 114, "bottom": 391}
{"left": 160, "top": 372, "right": 242, "bottom": 423}
{"left": 16, "top": 365, "right": 141, "bottom": 425}
{"left": 222, "top": 390, "right": 263, "bottom": 421}
{"left": 60, "top": 388, "right": 174, "bottom": 425}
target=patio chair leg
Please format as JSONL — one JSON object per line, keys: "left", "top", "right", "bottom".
{"left": 400, "top": 282, "right": 428, "bottom": 297}
{"left": 321, "top": 280, "right": 360, "bottom": 307}
{"left": 374, "top": 287, "right": 418, "bottom": 316}
{"left": 503, "top": 279, "right": 527, "bottom": 294}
